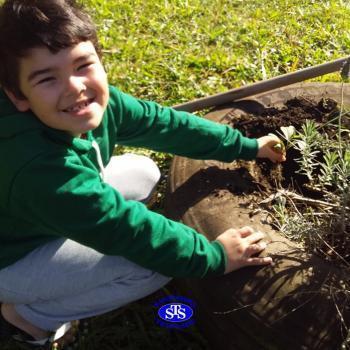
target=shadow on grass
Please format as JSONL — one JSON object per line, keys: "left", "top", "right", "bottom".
{"left": 0, "top": 281, "right": 210, "bottom": 350}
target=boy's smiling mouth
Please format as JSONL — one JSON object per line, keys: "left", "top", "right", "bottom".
{"left": 62, "top": 98, "right": 94, "bottom": 113}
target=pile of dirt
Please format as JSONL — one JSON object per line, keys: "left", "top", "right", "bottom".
{"left": 222, "top": 96, "right": 339, "bottom": 191}
{"left": 221, "top": 96, "right": 349, "bottom": 265}
{"left": 229, "top": 97, "right": 338, "bottom": 138}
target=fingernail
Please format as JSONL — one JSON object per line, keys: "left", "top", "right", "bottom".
{"left": 256, "top": 231, "right": 266, "bottom": 238}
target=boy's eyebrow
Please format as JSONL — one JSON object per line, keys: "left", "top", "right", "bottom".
{"left": 28, "top": 68, "right": 54, "bottom": 83}
{"left": 73, "top": 52, "right": 96, "bottom": 64}
{"left": 27, "top": 53, "right": 97, "bottom": 83}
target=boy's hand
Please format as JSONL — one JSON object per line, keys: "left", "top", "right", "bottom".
{"left": 257, "top": 135, "right": 286, "bottom": 163}
{"left": 215, "top": 226, "right": 272, "bottom": 274}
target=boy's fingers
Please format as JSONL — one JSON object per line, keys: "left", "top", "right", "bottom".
{"left": 273, "top": 151, "right": 286, "bottom": 162}
{"left": 237, "top": 226, "right": 255, "bottom": 238}
{"left": 245, "top": 256, "right": 273, "bottom": 266}
{"left": 245, "top": 242, "right": 267, "bottom": 256}
{"left": 268, "top": 133, "right": 281, "bottom": 142}
{"left": 268, "top": 147, "right": 286, "bottom": 162}
{"left": 245, "top": 230, "right": 265, "bottom": 244}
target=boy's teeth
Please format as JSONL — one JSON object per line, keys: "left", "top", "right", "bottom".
{"left": 66, "top": 100, "right": 90, "bottom": 112}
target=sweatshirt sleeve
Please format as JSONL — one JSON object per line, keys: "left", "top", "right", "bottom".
{"left": 107, "top": 86, "right": 258, "bottom": 161}
{"left": 10, "top": 151, "right": 227, "bottom": 278}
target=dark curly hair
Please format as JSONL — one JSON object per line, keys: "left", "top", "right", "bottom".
{"left": 0, "top": 0, "right": 101, "bottom": 98}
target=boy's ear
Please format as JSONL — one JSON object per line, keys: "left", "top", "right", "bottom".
{"left": 4, "top": 89, "right": 30, "bottom": 112}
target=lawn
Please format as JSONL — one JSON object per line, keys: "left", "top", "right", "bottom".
{"left": 2, "top": 0, "right": 350, "bottom": 349}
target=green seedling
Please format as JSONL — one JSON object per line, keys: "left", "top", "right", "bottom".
{"left": 272, "top": 142, "right": 285, "bottom": 154}
{"left": 268, "top": 132, "right": 286, "bottom": 155}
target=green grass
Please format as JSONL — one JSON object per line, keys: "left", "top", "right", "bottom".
{"left": 2, "top": 0, "right": 350, "bottom": 349}
{"left": 86, "top": 0, "right": 350, "bottom": 106}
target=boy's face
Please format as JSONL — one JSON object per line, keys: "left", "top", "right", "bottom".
{"left": 7, "top": 41, "right": 109, "bottom": 136}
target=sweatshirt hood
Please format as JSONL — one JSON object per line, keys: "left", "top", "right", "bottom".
{"left": 0, "top": 89, "right": 95, "bottom": 154}
{"left": 0, "top": 89, "right": 45, "bottom": 138}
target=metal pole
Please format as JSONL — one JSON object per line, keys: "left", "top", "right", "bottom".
{"left": 172, "top": 56, "right": 350, "bottom": 112}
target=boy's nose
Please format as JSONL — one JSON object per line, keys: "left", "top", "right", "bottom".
{"left": 66, "top": 76, "right": 86, "bottom": 95}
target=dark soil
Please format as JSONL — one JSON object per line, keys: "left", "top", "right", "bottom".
{"left": 229, "top": 97, "right": 338, "bottom": 138}
{"left": 221, "top": 97, "right": 339, "bottom": 194}
{"left": 220, "top": 96, "right": 350, "bottom": 265}
{"left": 226, "top": 96, "right": 339, "bottom": 186}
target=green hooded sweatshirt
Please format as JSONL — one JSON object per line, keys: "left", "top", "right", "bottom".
{"left": 0, "top": 86, "right": 258, "bottom": 278}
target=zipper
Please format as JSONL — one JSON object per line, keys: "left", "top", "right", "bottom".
{"left": 91, "top": 140, "right": 106, "bottom": 180}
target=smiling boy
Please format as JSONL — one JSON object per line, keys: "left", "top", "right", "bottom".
{"left": 0, "top": 0, "right": 284, "bottom": 348}
{"left": 10, "top": 41, "right": 109, "bottom": 135}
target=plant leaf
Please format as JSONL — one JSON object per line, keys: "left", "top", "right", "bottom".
{"left": 295, "top": 140, "right": 307, "bottom": 150}
{"left": 280, "top": 125, "right": 296, "bottom": 141}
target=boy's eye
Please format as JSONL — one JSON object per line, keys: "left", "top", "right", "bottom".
{"left": 77, "top": 62, "right": 93, "bottom": 71}
{"left": 36, "top": 77, "right": 55, "bottom": 85}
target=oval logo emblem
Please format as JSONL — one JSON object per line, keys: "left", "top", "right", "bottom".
{"left": 158, "top": 303, "right": 193, "bottom": 323}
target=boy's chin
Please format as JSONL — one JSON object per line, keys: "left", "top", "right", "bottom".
{"left": 69, "top": 120, "right": 102, "bottom": 136}
{"left": 69, "top": 129, "right": 95, "bottom": 137}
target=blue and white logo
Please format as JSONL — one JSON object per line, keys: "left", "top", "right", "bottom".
{"left": 154, "top": 296, "right": 196, "bottom": 329}
{"left": 158, "top": 303, "right": 193, "bottom": 323}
